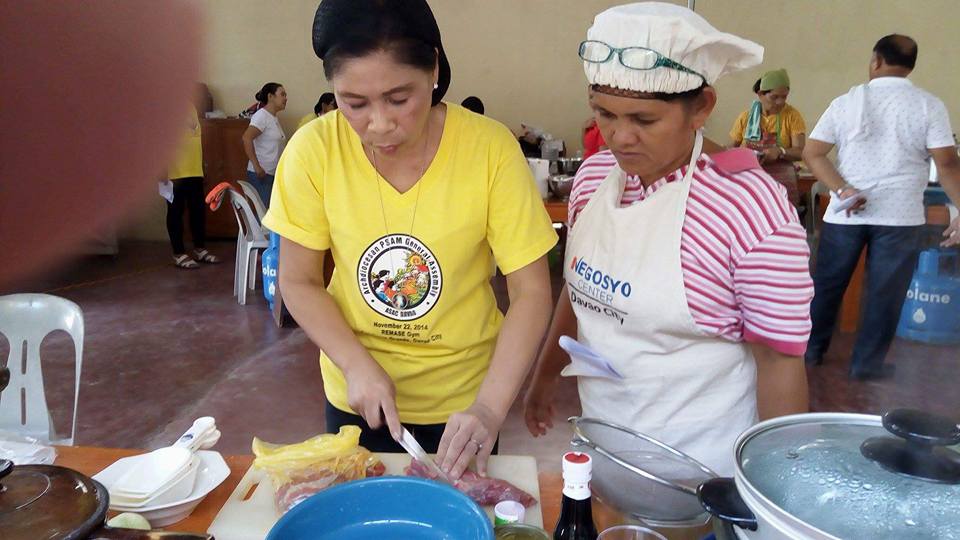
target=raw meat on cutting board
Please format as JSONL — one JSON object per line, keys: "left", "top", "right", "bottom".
{"left": 405, "top": 459, "right": 537, "bottom": 507}
{"left": 276, "top": 461, "right": 386, "bottom": 512}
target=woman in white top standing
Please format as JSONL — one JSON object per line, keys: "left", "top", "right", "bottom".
{"left": 242, "top": 82, "right": 288, "bottom": 206}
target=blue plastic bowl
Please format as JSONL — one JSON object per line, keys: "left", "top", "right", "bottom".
{"left": 265, "top": 476, "right": 494, "bottom": 540}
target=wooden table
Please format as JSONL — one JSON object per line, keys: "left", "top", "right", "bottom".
{"left": 543, "top": 196, "right": 568, "bottom": 224}
{"left": 55, "top": 446, "right": 565, "bottom": 536}
{"left": 797, "top": 171, "right": 817, "bottom": 200}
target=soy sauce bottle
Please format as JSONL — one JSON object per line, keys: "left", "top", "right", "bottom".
{"left": 553, "top": 452, "right": 598, "bottom": 540}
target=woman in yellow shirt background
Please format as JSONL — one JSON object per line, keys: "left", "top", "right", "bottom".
{"left": 164, "top": 104, "right": 221, "bottom": 269}
{"left": 730, "top": 68, "right": 807, "bottom": 204}
{"left": 297, "top": 92, "right": 337, "bottom": 132}
{"left": 730, "top": 68, "right": 807, "bottom": 163}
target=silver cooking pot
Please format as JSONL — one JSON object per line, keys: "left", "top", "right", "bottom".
{"left": 572, "top": 409, "right": 960, "bottom": 539}
{"left": 551, "top": 157, "right": 583, "bottom": 176}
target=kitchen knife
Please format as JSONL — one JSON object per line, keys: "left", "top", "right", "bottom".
{"left": 398, "top": 427, "right": 453, "bottom": 484}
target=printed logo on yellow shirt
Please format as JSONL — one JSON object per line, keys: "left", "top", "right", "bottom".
{"left": 357, "top": 234, "right": 443, "bottom": 321}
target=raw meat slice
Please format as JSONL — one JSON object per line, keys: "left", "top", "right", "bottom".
{"left": 275, "top": 461, "right": 387, "bottom": 512}
{"left": 405, "top": 459, "right": 537, "bottom": 508}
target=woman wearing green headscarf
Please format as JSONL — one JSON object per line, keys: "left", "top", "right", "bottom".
{"left": 730, "top": 68, "right": 806, "bottom": 204}
{"left": 730, "top": 68, "right": 806, "bottom": 162}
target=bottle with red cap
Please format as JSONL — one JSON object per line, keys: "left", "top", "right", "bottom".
{"left": 553, "top": 451, "right": 598, "bottom": 540}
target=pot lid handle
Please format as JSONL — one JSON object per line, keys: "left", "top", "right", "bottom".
{"left": 697, "top": 478, "right": 758, "bottom": 532}
{"left": 882, "top": 408, "right": 960, "bottom": 447}
{"left": 861, "top": 409, "right": 960, "bottom": 484}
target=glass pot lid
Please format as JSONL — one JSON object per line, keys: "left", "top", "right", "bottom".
{"left": 570, "top": 417, "right": 715, "bottom": 527}
{"left": 0, "top": 459, "right": 109, "bottom": 539}
{"left": 738, "top": 410, "right": 960, "bottom": 540}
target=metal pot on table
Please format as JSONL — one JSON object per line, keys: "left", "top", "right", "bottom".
{"left": 571, "top": 409, "right": 960, "bottom": 539}
{"left": 553, "top": 157, "right": 584, "bottom": 176}
{"left": 548, "top": 175, "right": 574, "bottom": 200}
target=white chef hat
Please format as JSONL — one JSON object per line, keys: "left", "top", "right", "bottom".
{"left": 584, "top": 2, "right": 763, "bottom": 94}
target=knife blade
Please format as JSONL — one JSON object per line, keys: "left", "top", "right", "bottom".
{"left": 398, "top": 427, "right": 453, "bottom": 484}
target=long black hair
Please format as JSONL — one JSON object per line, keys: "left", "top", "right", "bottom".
{"left": 313, "top": 0, "right": 451, "bottom": 106}
{"left": 315, "top": 92, "right": 336, "bottom": 115}
{"left": 461, "top": 96, "right": 484, "bottom": 115}
{"left": 255, "top": 82, "right": 283, "bottom": 105}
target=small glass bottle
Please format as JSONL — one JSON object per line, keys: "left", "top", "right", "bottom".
{"left": 553, "top": 452, "right": 598, "bottom": 540}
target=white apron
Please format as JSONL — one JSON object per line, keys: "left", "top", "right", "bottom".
{"left": 563, "top": 132, "right": 757, "bottom": 476}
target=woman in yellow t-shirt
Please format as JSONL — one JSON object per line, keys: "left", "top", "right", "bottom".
{"left": 729, "top": 68, "right": 807, "bottom": 164}
{"left": 730, "top": 68, "right": 806, "bottom": 204}
{"left": 296, "top": 92, "right": 337, "bottom": 132}
{"left": 262, "top": 0, "right": 557, "bottom": 479}
{"left": 164, "top": 105, "right": 220, "bottom": 269}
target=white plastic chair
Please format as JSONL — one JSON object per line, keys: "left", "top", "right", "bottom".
{"left": 0, "top": 293, "right": 83, "bottom": 445}
{"left": 236, "top": 179, "right": 269, "bottom": 227}
{"left": 228, "top": 189, "right": 269, "bottom": 305}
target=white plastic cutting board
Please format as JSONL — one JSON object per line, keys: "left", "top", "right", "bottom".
{"left": 207, "top": 453, "right": 542, "bottom": 540}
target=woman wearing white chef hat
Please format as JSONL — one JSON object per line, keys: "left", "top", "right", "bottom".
{"left": 524, "top": 2, "right": 813, "bottom": 477}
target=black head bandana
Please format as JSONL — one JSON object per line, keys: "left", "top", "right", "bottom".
{"left": 313, "top": 0, "right": 451, "bottom": 106}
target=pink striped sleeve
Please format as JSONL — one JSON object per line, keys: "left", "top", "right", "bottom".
{"left": 568, "top": 152, "right": 617, "bottom": 227}
{"left": 733, "top": 222, "right": 813, "bottom": 356}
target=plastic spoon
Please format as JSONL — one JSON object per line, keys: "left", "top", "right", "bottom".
{"left": 107, "top": 424, "right": 220, "bottom": 505}
{"left": 100, "top": 428, "right": 221, "bottom": 507}
{"left": 106, "top": 429, "right": 219, "bottom": 504}
{"left": 110, "top": 417, "right": 216, "bottom": 497}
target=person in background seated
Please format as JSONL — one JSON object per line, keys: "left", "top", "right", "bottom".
{"left": 730, "top": 68, "right": 806, "bottom": 205}
{"left": 241, "top": 82, "right": 287, "bottom": 207}
{"left": 461, "top": 96, "right": 484, "bottom": 115}
{"left": 730, "top": 69, "right": 806, "bottom": 163}
{"left": 803, "top": 34, "right": 960, "bottom": 380}
{"left": 298, "top": 92, "right": 338, "bottom": 131}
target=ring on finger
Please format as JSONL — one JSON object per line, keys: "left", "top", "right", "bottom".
{"left": 469, "top": 439, "right": 484, "bottom": 452}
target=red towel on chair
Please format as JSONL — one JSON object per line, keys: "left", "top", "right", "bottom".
{"left": 205, "top": 182, "right": 234, "bottom": 211}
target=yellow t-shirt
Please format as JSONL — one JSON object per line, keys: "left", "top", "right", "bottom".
{"left": 263, "top": 104, "right": 558, "bottom": 424}
{"left": 729, "top": 103, "right": 806, "bottom": 149}
{"left": 168, "top": 107, "right": 203, "bottom": 180}
{"left": 296, "top": 113, "right": 317, "bottom": 132}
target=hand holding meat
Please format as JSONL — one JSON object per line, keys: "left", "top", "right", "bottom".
{"left": 437, "top": 402, "right": 501, "bottom": 479}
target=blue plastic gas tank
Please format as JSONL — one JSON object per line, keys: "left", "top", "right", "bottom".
{"left": 262, "top": 232, "right": 280, "bottom": 308}
{"left": 897, "top": 249, "right": 960, "bottom": 344}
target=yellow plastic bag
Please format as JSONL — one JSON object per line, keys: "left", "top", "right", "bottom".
{"left": 252, "top": 426, "right": 384, "bottom": 513}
